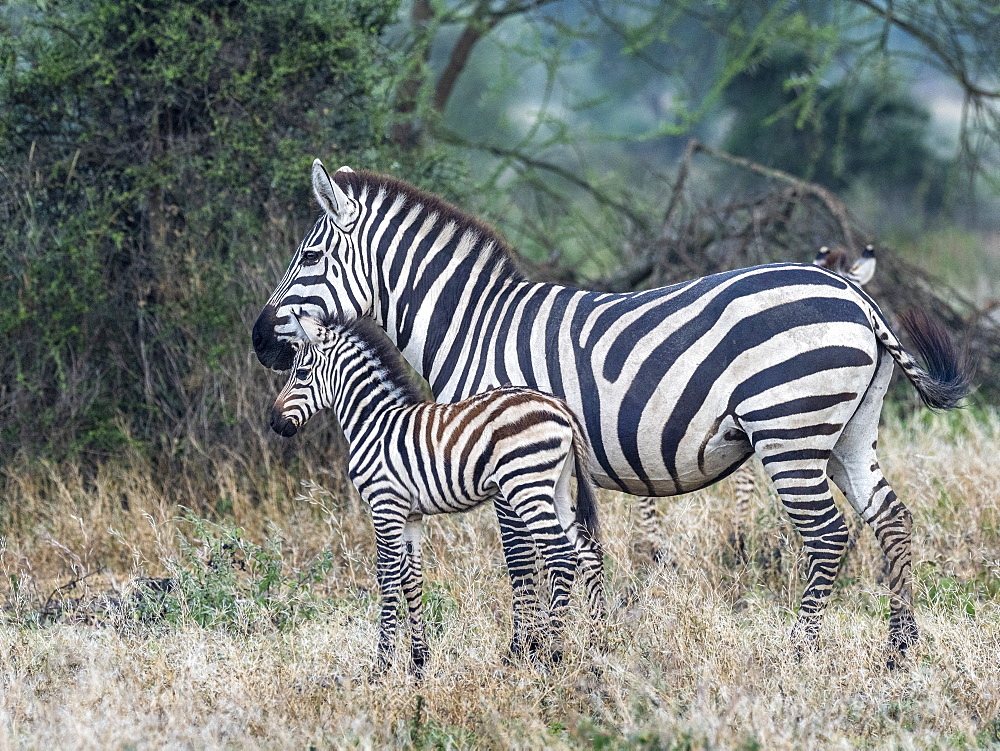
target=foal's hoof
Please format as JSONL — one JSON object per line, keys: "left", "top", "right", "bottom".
{"left": 885, "top": 620, "right": 919, "bottom": 671}
{"left": 365, "top": 657, "right": 392, "bottom": 685}
{"left": 790, "top": 622, "right": 820, "bottom": 662}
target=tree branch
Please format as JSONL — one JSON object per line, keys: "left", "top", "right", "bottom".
{"left": 686, "top": 140, "right": 862, "bottom": 252}
{"left": 432, "top": 0, "right": 566, "bottom": 115}
{"left": 849, "top": 0, "right": 1000, "bottom": 99}
{"left": 441, "top": 134, "right": 649, "bottom": 229}
{"left": 391, "top": 0, "right": 434, "bottom": 150}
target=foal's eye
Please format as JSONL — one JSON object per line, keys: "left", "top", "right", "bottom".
{"left": 295, "top": 369, "right": 309, "bottom": 380}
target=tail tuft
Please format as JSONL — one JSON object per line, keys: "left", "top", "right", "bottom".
{"left": 897, "top": 309, "right": 972, "bottom": 410}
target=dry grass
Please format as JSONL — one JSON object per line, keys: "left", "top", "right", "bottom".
{"left": 1, "top": 410, "right": 999, "bottom": 748}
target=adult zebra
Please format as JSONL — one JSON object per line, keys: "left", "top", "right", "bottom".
{"left": 253, "top": 162, "right": 969, "bottom": 664}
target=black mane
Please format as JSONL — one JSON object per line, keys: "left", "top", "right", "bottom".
{"left": 333, "top": 169, "right": 526, "bottom": 283}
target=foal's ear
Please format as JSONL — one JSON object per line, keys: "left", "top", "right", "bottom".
{"left": 311, "top": 159, "right": 358, "bottom": 227}
{"left": 298, "top": 315, "right": 331, "bottom": 345}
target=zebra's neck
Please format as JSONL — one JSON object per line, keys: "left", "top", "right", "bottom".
{"left": 340, "top": 172, "right": 528, "bottom": 391}
{"left": 326, "top": 322, "right": 422, "bottom": 445}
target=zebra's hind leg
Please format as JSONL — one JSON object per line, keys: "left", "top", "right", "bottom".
{"left": 401, "top": 516, "right": 429, "bottom": 676}
{"left": 494, "top": 497, "right": 545, "bottom": 660}
{"left": 634, "top": 496, "right": 665, "bottom": 562}
{"left": 757, "top": 448, "right": 849, "bottom": 653}
{"left": 828, "top": 353, "right": 916, "bottom": 669}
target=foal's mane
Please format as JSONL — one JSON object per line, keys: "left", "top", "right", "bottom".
{"left": 332, "top": 169, "right": 526, "bottom": 283}
{"left": 334, "top": 316, "right": 425, "bottom": 404}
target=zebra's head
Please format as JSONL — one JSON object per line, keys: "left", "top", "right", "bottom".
{"left": 253, "top": 159, "right": 369, "bottom": 371}
{"left": 269, "top": 316, "right": 336, "bottom": 437}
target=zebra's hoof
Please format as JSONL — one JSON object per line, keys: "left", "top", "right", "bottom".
{"left": 503, "top": 634, "right": 542, "bottom": 665}
{"left": 790, "top": 621, "right": 820, "bottom": 661}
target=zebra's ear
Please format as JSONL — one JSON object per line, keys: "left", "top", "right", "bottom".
{"left": 298, "top": 315, "right": 330, "bottom": 346}
{"left": 336, "top": 165, "right": 354, "bottom": 173}
{"left": 312, "top": 159, "right": 358, "bottom": 227}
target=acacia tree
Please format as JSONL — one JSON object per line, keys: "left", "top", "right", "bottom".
{"left": 383, "top": 0, "right": 998, "bottom": 398}
{"left": 389, "top": 0, "right": 999, "bottom": 238}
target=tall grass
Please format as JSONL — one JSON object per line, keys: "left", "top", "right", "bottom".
{"left": 0, "top": 410, "right": 998, "bottom": 746}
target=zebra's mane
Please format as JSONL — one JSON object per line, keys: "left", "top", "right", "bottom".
{"left": 332, "top": 169, "right": 526, "bottom": 283}
{"left": 332, "top": 316, "right": 425, "bottom": 405}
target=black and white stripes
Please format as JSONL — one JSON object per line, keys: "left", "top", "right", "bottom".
{"left": 271, "top": 315, "right": 605, "bottom": 671}
{"left": 254, "top": 162, "right": 970, "bottom": 664}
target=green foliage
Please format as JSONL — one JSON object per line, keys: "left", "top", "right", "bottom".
{"left": 915, "top": 561, "right": 1000, "bottom": 618}
{"left": 421, "top": 579, "right": 458, "bottom": 639}
{"left": 0, "top": 0, "right": 402, "bottom": 461}
{"left": 165, "top": 510, "right": 335, "bottom": 632}
{"left": 404, "top": 694, "right": 481, "bottom": 750}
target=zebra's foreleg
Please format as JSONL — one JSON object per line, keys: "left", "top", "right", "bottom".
{"left": 401, "top": 516, "right": 429, "bottom": 676}
{"left": 494, "top": 496, "right": 545, "bottom": 659}
{"left": 370, "top": 499, "right": 408, "bottom": 676}
{"left": 731, "top": 462, "right": 757, "bottom": 562}
{"left": 760, "top": 452, "right": 848, "bottom": 652}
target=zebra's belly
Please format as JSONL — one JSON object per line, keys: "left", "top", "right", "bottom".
{"left": 592, "top": 418, "right": 753, "bottom": 496}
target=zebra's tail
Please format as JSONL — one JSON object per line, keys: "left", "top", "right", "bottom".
{"left": 567, "top": 408, "right": 601, "bottom": 545}
{"left": 864, "top": 302, "right": 972, "bottom": 410}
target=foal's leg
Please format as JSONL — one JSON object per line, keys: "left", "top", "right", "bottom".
{"left": 369, "top": 498, "right": 408, "bottom": 675}
{"left": 401, "top": 515, "right": 429, "bottom": 674}
{"left": 494, "top": 497, "right": 545, "bottom": 658}
{"left": 500, "top": 475, "right": 578, "bottom": 663}
{"left": 553, "top": 458, "right": 606, "bottom": 624}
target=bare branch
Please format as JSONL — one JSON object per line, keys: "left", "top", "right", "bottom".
{"left": 687, "top": 140, "right": 862, "bottom": 253}
{"left": 849, "top": 0, "right": 1000, "bottom": 99}
{"left": 440, "top": 133, "right": 649, "bottom": 229}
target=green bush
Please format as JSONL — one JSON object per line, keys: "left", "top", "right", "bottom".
{"left": 164, "top": 511, "right": 336, "bottom": 633}
{"left": 0, "top": 0, "right": 403, "bottom": 462}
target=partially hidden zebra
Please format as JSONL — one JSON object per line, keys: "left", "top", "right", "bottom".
{"left": 270, "top": 314, "right": 605, "bottom": 672}
{"left": 253, "top": 162, "right": 970, "bottom": 665}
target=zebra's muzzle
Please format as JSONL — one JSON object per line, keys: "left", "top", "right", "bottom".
{"left": 270, "top": 407, "right": 299, "bottom": 437}
{"left": 253, "top": 305, "right": 295, "bottom": 371}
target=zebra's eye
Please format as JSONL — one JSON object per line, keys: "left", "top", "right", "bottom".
{"left": 301, "top": 249, "right": 323, "bottom": 266}
{"left": 295, "top": 369, "right": 309, "bottom": 380}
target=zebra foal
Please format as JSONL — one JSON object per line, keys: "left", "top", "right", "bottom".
{"left": 270, "top": 315, "right": 605, "bottom": 673}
